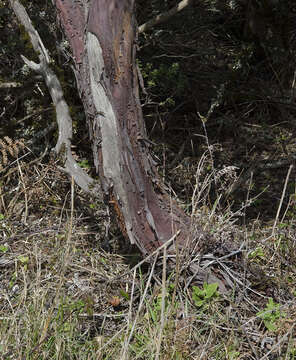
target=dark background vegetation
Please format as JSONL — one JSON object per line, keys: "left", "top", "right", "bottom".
{"left": 136, "top": 0, "right": 296, "bottom": 221}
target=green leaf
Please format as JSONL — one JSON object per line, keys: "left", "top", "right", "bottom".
{"left": 192, "top": 285, "right": 204, "bottom": 298}
{"left": 194, "top": 299, "right": 204, "bottom": 307}
{"left": 147, "top": 303, "right": 157, "bottom": 323}
{"left": 278, "top": 222, "right": 288, "bottom": 229}
{"left": 264, "top": 321, "right": 277, "bottom": 332}
{"left": 192, "top": 283, "right": 219, "bottom": 308}
{"left": 248, "top": 247, "right": 264, "bottom": 259}
{"left": 257, "top": 298, "right": 284, "bottom": 332}
{"left": 119, "top": 289, "right": 130, "bottom": 300}
{"left": 18, "top": 255, "right": 29, "bottom": 264}
{"left": 204, "top": 282, "right": 218, "bottom": 299}
{"left": 0, "top": 245, "right": 8, "bottom": 253}
{"left": 78, "top": 159, "right": 90, "bottom": 169}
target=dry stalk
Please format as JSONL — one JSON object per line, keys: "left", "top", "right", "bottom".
{"left": 155, "top": 245, "right": 167, "bottom": 359}
{"left": 121, "top": 255, "right": 158, "bottom": 360}
{"left": 30, "top": 178, "right": 75, "bottom": 360}
{"left": 272, "top": 164, "right": 293, "bottom": 236}
{"left": 17, "top": 159, "right": 28, "bottom": 224}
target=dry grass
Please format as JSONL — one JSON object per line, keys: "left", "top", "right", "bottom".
{"left": 0, "top": 143, "right": 296, "bottom": 360}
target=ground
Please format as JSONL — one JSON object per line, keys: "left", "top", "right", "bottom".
{"left": 0, "top": 138, "right": 295, "bottom": 359}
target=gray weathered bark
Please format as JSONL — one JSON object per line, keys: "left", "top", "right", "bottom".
{"left": 9, "top": 0, "right": 102, "bottom": 198}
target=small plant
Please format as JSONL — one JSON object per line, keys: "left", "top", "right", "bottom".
{"left": 289, "top": 348, "right": 296, "bottom": 359}
{"left": 192, "top": 282, "right": 219, "bottom": 308}
{"left": 257, "top": 298, "right": 285, "bottom": 332}
{"left": 17, "top": 255, "right": 29, "bottom": 264}
{"left": 248, "top": 246, "right": 265, "bottom": 260}
{"left": 78, "top": 159, "right": 90, "bottom": 169}
{"left": 0, "top": 244, "right": 8, "bottom": 253}
{"left": 227, "top": 348, "right": 240, "bottom": 360}
{"left": 147, "top": 294, "right": 163, "bottom": 323}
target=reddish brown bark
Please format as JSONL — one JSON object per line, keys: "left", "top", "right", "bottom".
{"left": 54, "top": 0, "right": 194, "bottom": 256}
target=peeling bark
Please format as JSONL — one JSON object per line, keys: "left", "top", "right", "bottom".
{"left": 11, "top": 0, "right": 202, "bottom": 257}
{"left": 53, "top": 0, "right": 201, "bottom": 256}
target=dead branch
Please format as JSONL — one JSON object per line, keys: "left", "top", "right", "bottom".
{"left": 138, "top": 0, "right": 193, "bottom": 33}
{"left": 9, "top": 0, "right": 102, "bottom": 199}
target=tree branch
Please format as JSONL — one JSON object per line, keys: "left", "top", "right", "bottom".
{"left": 0, "top": 82, "right": 22, "bottom": 88}
{"left": 9, "top": 0, "right": 102, "bottom": 199}
{"left": 138, "top": 0, "right": 193, "bottom": 33}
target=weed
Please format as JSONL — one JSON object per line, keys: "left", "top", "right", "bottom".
{"left": 0, "top": 244, "right": 8, "bottom": 253}
{"left": 257, "top": 298, "right": 285, "bottom": 332}
{"left": 192, "top": 282, "right": 219, "bottom": 308}
{"left": 248, "top": 246, "right": 265, "bottom": 261}
{"left": 78, "top": 159, "right": 90, "bottom": 169}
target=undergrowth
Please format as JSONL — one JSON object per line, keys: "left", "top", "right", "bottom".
{"left": 0, "top": 141, "right": 295, "bottom": 360}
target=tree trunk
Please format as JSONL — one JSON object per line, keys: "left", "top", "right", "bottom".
{"left": 54, "top": 0, "right": 200, "bottom": 256}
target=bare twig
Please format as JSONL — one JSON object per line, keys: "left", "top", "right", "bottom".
{"left": 138, "top": 0, "right": 193, "bottom": 33}
{"left": 0, "top": 82, "right": 22, "bottom": 88}
{"left": 241, "top": 325, "right": 259, "bottom": 360}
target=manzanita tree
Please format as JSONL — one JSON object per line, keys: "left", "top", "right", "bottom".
{"left": 54, "top": 0, "right": 202, "bottom": 256}
{"left": 10, "top": 0, "right": 208, "bottom": 259}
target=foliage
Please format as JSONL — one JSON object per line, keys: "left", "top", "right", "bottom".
{"left": 248, "top": 246, "right": 265, "bottom": 261}
{"left": 257, "top": 298, "right": 285, "bottom": 332}
{"left": 192, "top": 282, "right": 219, "bottom": 308}
{"left": 0, "top": 244, "right": 8, "bottom": 252}
{"left": 78, "top": 159, "right": 90, "bottom": 169}
{"left": 140, "top": 61, "right": 187, "bottom": 100}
